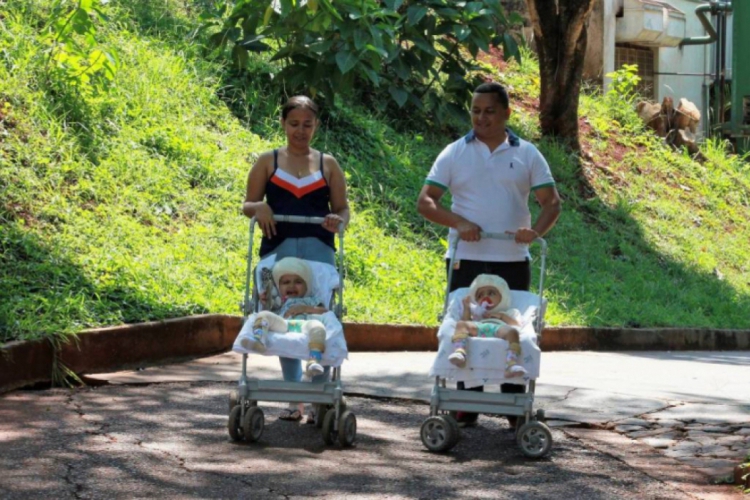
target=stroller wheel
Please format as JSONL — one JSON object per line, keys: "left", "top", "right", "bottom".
{"left": 242, "top": 407, "right": 264, "bottom": 442}
{"left": 420, "top": 416, "right": 458, "bottom": 452}
{"left": 516, "top": 421, "right": 553, "bottom": 459}
{"left": 338, "top": 411, "right": 357, "bottom": 447}
{"left": 321, "top": 408, "right": 337, "bottom": 445}
{"left": 227, "top": 405, "right": 244, "bottom": 442}
{"left": 228, "top": 391, "right": 238, "bottom": 414}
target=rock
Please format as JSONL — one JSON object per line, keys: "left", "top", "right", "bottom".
{"left": 614, "top": 417, "right": 651, "bottom": 427}
{"left": 700, "top": 444, "right": 731, "bottom": 456}
{"left": 713, "top": 448, "right": 749, "bottom": 459}
{"left": 664, "top": 447, "right": 700, "bottom": 459}
{"left": 675, "top": 98, "right": 701, "bottom": 133}
{"left": 651, "top": 419, "right": 686, "bottom": 429}
{"left": 671, "top": 440, "right": 703, "bottom": 453}
{"left": 642, "top": 437, "right": 677, "bottom": 449}
{"left": 628, "top": 427, "right": 677, "bottom": 439}
{"left": 615, "top": 425, "right": 645, "bottom": 433}
{"left": 697, "top": 425, "right": 731, "bottom": 433}
{"left": 715, "top": 434, "right": 748, "bottom": 446}
{"left": 737, "top": 428, "right": 750, "bottom": 436}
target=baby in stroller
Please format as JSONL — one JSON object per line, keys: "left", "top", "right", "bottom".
{"left": 448, "top": 274, "right": 527, "bottom": 379}
{"left": 240, "top": 257, "right": 329, "bottom": 378}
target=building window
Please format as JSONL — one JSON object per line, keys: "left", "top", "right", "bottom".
{"left": 615, "top": 43, "right": 655, "bottom": 99}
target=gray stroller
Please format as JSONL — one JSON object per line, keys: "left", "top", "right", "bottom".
{"left": 227, "top": 215, "right": 356, "bottom": 447}
{"left": 420, "top": 232, "right": 553, "bottom": 458}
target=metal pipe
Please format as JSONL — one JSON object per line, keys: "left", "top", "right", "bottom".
{"left": 680, "top": 2, "right": 732, "bottom": 47}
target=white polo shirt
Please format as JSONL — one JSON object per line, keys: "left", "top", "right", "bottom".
{"left": 425, "top": 128, "right": 555, "bottom": 261}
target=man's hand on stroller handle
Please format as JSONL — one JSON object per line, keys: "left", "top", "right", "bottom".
{"left": 456, "top": 219, "right": 481, "bottom": 242}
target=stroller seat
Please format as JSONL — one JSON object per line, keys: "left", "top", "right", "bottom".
{"left": 429, "top": 288, "right": 544, "bottom": 388}
{"left": 232, "top": 256, "right": 348, "bottom": 367}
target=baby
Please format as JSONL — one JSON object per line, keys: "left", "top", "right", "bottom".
{"left": 448, "top": 274, "right": 527, "bottom": 378}
{"left": 241, "top": 257, "right": 328, "bottom": 377}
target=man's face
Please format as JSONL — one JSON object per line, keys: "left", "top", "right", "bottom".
{"left": 278, "top": 274, "right": 308, "bottom": 298}
{"left": 471, "top": 92, "right": 511, "bottom": 137}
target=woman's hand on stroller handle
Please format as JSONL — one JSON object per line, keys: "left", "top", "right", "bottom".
{"left": 255, "top": 204, "right": 276, "bottom": 238}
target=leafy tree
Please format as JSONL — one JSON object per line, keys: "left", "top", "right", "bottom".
{"left": 43, "top": 0, "right": 120, "bottom": 95}
{"left": 525, "top": 0, "right": 596, "bottom": 151}
{"left": 200, "top": 0, "right": 520, "bottom": 124}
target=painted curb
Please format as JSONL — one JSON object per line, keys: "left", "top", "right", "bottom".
{"left": 2, "top": 315, "right": 749, "bottom": 393}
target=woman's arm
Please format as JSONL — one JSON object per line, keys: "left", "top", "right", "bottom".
{"left": 323, "top": 155, "right": 350, "bottom": 232}
{"left": 243, "top": 152, "right": 275, "bottom": 237}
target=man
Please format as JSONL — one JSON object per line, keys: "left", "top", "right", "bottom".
{"left": 417, "top": 82, "right": 561, "bottom": 428}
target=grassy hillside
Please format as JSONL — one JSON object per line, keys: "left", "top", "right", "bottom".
{"left": 1, "top": 0, "right": 749, "bottom": 347}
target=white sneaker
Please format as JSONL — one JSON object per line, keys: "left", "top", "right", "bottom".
{"left": 306, "top": 361, "right": 324, "bottom": 377}
{"left": 448, "top": 351, "right": 467, "bottom": 368}
{"left": 240, "top": 335, "right": 266, "bottom": 353}
{"left": 505, "top": 365, "right": 527, "bottom": 378}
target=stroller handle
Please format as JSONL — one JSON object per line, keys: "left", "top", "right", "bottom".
{"left": 443, "top": 232, "right": 548, "bottom": 336}
{"left": 242, "top": 215, "right": 345, "bottom": 317}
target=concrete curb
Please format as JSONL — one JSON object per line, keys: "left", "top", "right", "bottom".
{"left": 2, "top": 314, "right": 749, "bottom": 393}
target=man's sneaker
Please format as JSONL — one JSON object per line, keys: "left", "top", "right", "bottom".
{"left": 455, "top": 411, "right": 478, "bottom": 428}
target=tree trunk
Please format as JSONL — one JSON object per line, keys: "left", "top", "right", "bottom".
{"left": 525, "top": 0, "right": 596, "bottom": 152}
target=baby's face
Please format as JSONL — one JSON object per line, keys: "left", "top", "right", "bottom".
{"left": 475, "top": 286, "right": 501, "bottom": 308}
{"left": 278, "top": 274, "right": 308, "bottom": 298}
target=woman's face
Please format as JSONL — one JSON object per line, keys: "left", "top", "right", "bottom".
{"left": 278, "top": 274, "right": 308, "bottom": 298}
{"left": 281, "top": 107, "right": 317, "bottom": 150}
{"left": 475, "top": 286, "right": 501, "bottom": 308}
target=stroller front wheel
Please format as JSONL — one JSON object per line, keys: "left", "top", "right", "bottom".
{"left": 228, "top": 405, "right": 244, "bottom": 442}
{"left": 242, "top": 407, "right": 265, "bottom": 442}
{"left": 420, "top": 416, "right": 459, "bottom": 452}
{"left": 516, "top": 421, "right": 553, "bottom": 458}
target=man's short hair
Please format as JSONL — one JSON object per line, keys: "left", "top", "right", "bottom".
{"left": 474, "top": 82, "right": 510, "bottom": 109}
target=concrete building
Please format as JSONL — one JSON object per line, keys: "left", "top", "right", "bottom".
{"left": 586, "top": 0, "right": 733, "bottom": 135}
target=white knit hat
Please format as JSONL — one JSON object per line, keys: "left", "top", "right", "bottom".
{"left": 272, "top": 257, "right": 313, "bottom": 296}
{"left": 468, "top": 274, "right": 512, "bottom": 314}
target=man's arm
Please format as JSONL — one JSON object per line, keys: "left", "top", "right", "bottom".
{"left": 417, "top": 184, "right": 481, "bottom": 242}
{"left": 514, "top": 185, "right": 561, "bottom": 243}
{"left": 531, "top": 185, "right": 561, "bottom": 237}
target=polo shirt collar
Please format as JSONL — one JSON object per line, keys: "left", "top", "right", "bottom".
{"left": 464, "top": 128, "right": 520, "bottom": 147}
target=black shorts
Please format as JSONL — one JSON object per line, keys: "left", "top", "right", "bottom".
{"left": 445, "top": 258, "right": 531, "bottom": 292}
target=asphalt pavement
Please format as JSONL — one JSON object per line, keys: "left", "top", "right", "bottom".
{"left": 1, "top": 350, "right": 747, "bottom": 499}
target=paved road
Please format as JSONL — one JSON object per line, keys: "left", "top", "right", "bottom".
{"left": 1, "top": 350, "right": 747, "bottom": 499}
{"left": 0, "top": 385, "right": 727, "bottom": 499}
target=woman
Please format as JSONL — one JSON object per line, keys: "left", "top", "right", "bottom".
{"left": 242, "top": 95, "right": 350, "bottom": 421}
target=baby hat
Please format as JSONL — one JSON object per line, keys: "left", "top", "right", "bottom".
{"left": 272, "top": 257, "right": 313, "bottom": 296}
{"left": 468, "top": 274, "right": 512, "bottom": 314}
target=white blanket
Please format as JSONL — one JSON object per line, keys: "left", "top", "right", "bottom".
{"left": 429, "top": 288, "right": 545, "bottom": 388}
{"left": 232, "top": 311, "right": 348, "bottom": 366}
{"left": 231, "top": 256, "right": 348, "bottom": 366}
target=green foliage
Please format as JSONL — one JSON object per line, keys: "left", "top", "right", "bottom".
{"left": 2, "top": 0, "right": 750, "bottom": 352}
{"left": 605, "top": 63, "right": 641, "bottom": 103}
{"left": 200, "top": 0, "right": 522, "bottom": 125}
{"left": 42, "top": 0, "right": 120, "bottom": 95}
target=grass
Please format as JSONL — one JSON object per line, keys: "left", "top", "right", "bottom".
{"left": 1, "top": 0, "right": 750, "bottom": 348}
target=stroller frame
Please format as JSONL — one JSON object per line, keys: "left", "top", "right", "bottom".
{"left": 420, "top": 232, "right": 553, "bottom": 458}
{"left": 227, "top": 215, "right": 356, "bottom": 447}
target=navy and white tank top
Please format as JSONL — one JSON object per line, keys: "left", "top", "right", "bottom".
{"left": 259, "top": 149, "right": 335, "bottom": 256}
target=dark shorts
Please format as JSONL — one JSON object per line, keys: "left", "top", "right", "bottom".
{"left": 445, "top": 258, "right": 531, "bottom": 292}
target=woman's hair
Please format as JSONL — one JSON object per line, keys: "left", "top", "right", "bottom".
{"left": 281, "top": 95, "right": 319, "bottom": 120}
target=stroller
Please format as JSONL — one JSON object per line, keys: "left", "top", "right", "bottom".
{"left": 420, "top": 232, "right": 553, "bottom": 458}
{"left": 227, "top": 215, "right": 356, "bottom": 447}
